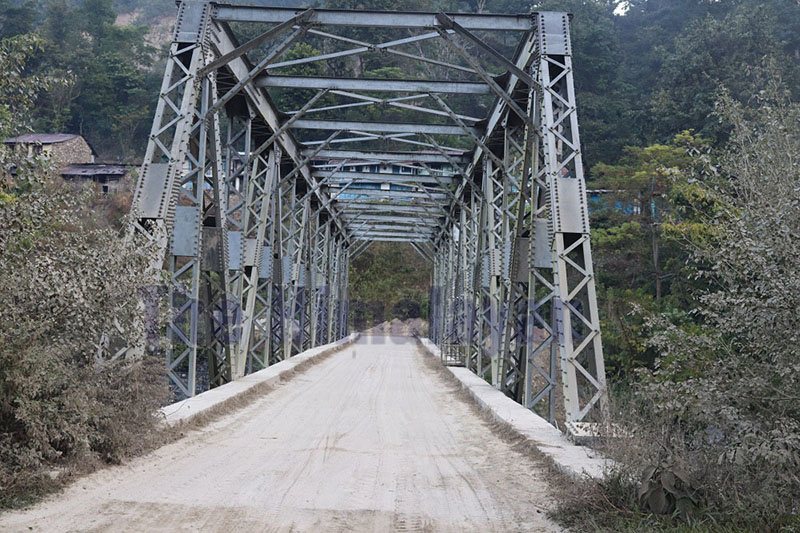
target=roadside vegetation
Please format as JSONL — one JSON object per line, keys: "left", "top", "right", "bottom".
{"left": 349, "top": 242, "right": 431, "bottom": 331}
{"left": 0, "top": 36, "right": 169, "bottom": 509}
{"left": 558, "top": 80, "right": 800, "bottom": 532}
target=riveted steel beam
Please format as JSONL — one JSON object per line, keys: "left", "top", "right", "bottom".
{"left": 305, "top": 149, "right": 468, "bottom": 165}
{"left": 339, "top": 202, "right": 444, "bottom": 210}
{"left": 327, "top": 188, "right": 450, "bottom": 201}
{"left": 291, "top": 119, "right": 479, "bottom": 137}
{"left": 257, "top": 75, "right": 491, "bottom": 95}
{"left": 334, "top": 197, "right": 446, "bottom": 209}
{"left": 351, "top": 228, "right": 435, "bottom": 236}
{"left": 351, "top": 223, "right": 437, "bottom": 232}
{"left": 213, "top": 6, "right": 535, "bottom": 31}
{"left": 357, "top": 236, "right": 432, "bottom": 242}
{"left": 341, "top": 214, "right": 440, "bottom": 226}
{"left": 316, "top": 171, "right": 456, "bottom": 185}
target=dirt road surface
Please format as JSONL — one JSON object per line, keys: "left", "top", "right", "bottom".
{"left": 0, "top": 336, "right": 561, "bottom": 532}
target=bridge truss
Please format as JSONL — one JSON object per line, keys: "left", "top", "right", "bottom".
{"left": 131, "top": 1, "right": 608, "bottom": 428}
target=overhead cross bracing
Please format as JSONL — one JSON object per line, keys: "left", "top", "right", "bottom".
{"left": 129, "top": 1, "right": 609, "bottom": 433}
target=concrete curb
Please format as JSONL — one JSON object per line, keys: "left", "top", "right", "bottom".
{"left": 160, "top": 333, "right": 360, "bottom": 425}
{"left": 418, "top": 338, "right": 609, "bottom": 480}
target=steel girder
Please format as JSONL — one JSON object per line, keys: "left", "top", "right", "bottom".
{"left": 530, "top": 13, "right": 607, "bottom": 426}
{"left": 426, "top": 11, "right": 609, "bottom": 429}
{"left": 130, "top": 1, "right": 351, "bottom": 397}
{"left": 129, "top": 1, "right": 607, "bottom": 432}
{"left": 306, "top": 150, "right": 467, "bottom": 165}
{"left": 257, "top": 76, "right": 492, "bottom": 95}
{"left": 292, "top": 119, "right": 480, "bottom": 137}
{"left": 213, "top": 6, "right": 534, "bottom": 31}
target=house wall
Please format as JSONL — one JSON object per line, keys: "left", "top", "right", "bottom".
{"left": 95, "top": 175, "right": 124, "bottom": 194}
{"left": 12, "top": 137, "right": 94, "bottom": 167}
{"left": 62, "top": 174, "right": 126, "bottom": 194}
{"left": 47, "top": 137, "right": 93, "bottom": 167}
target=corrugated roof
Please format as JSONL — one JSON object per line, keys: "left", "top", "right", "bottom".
{"left": 60, "top": 164, "right": 127, "bottom": 177}
{"left": 3, "top": 133, "right": 80, "bottom": 144}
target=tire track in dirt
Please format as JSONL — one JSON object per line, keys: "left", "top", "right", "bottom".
{"left": 0, "top": 336, "right": 561, "bottom": 532}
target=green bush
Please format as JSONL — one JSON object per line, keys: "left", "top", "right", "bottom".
{"left": 561, "top": 79, "right": 800, "bottom": 532}
{"left": 0, "top": 174, "right": 169, "bottom": 508}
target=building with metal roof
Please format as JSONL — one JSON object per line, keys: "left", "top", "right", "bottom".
{"left": 60, "top": 164, "right": 129, "bottom": 194}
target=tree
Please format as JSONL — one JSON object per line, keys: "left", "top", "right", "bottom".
{"left": 593, "top": 135, "right": 708, "bottom": 299}
{"left": 27, "top": 0, "right": 161, "bottom": 161}
{"left": 589, "top": 134, "right": 708, "bottom": 374}
{"left": 0, "top": 0, "right": 38, "bottom": 40}
{"left": 349, "top": 242, "right": 431, "bottom": 327}
{"left": 652, "top": 2, "right": 800, "bottom": 143}
{"left": 0, "top": 33, "right": 70, "bottom": 192}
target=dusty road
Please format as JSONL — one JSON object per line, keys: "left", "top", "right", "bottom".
{"left": 0, "top": 336, "right": 561, "bottom": 532}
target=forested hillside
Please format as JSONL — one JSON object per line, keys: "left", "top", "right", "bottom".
{"left": 2, "top": 0, "right": 798, "bottom": 161}
{"left": 349, "top": 242, "right": 431, "bottom": 329}
{"left": 0, "top": 0, "right": 163, "bottom": 160}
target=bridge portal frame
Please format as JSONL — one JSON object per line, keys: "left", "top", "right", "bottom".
{"left": 129, "top": 1, "right": 608, "bottom": 432}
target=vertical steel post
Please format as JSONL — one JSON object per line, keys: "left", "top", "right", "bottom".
{"left": 533, "top": 12, "right": 608, "bottom": 424}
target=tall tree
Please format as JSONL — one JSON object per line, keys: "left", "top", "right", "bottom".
{"left": 30, "top": 0, "right": 160, "bottom": 161}
{"left": 653, "top": 2, "right": 800, "bottom": 142}
{"left": 0, "top": 0, "right": 38, "bottom": 39}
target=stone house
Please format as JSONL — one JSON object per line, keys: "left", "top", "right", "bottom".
{"left": 3, "top": 133, "right": 132, "bottom": 194}
{"left": 3, "top": 133, "right": 95, "bottom": 167}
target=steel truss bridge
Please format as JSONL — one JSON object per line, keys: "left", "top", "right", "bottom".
{"left": 131, "top": 1, "right": 608, "bottom": 429}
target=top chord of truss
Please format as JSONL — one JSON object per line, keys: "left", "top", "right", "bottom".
{"left": 213, "top": 4, "right": 535, "bottom": 30}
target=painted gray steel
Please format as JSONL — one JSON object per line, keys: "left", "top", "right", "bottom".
{"left": 128, "top": 2, "right": 608, "bottom": 440}
{"left": 256, "top": 76, "right": 492, "bottom": 94}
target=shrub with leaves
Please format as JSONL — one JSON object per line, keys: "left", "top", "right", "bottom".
{"left": 559, "top": 78, "right": 800, "bottom": 531}
{"left": 0, "top": 33, "right": 168, "bottom": 508}
{"left": 0, "top": 33, "right": 71, "bottom": 195}
{"left": 637, "top": 461, "right": 702, "bottom": 516}
{"left": 0, "top": 171, "right": 169, "bottom": 508}
{"left": 599, "top": 79, "right": 800, "bottom": 529}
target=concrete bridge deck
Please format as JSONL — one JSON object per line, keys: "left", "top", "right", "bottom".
{"left": 0, "top": 336, "right": 560, "bottom": 532}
